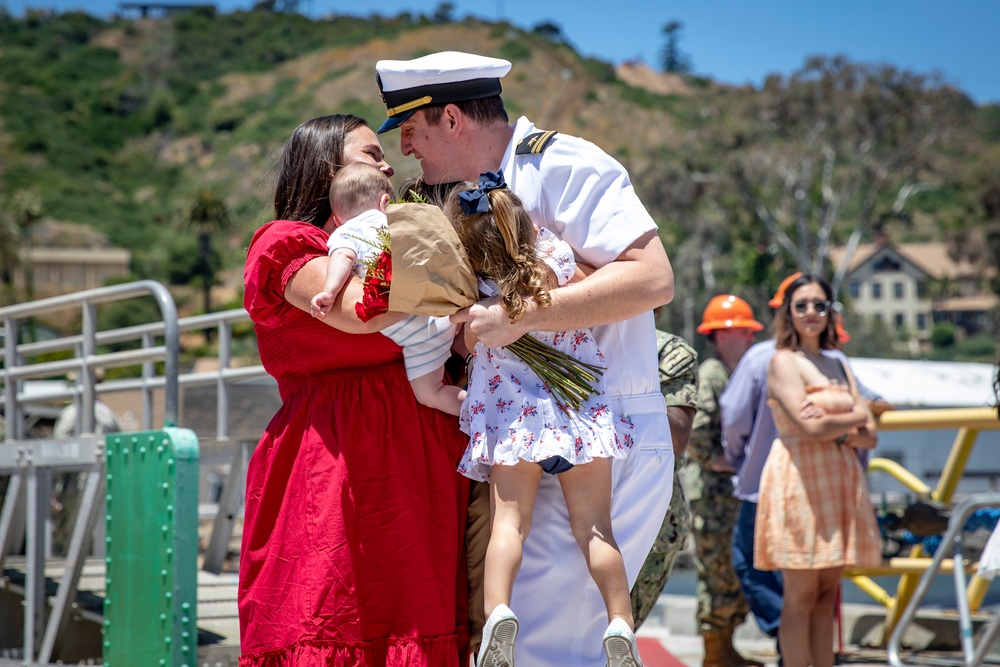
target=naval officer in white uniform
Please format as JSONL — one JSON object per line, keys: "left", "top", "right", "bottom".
{"left": 374, "top": 50, "right": 675, "bottom": 667}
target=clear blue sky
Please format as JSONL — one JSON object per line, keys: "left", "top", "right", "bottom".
{"left": 5, "top": 0, "right": 999, "bottom": 104}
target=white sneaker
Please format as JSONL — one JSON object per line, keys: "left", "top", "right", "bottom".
{"left": 477, "top": 604, "right": 519, "bottom": 667}
{"left": 603, "top": 618, "right": 644, "bottom": 667}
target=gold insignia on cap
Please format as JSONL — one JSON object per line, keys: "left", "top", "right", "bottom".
{"left": 386, "top": 95, "right": 434, "bottom": 117}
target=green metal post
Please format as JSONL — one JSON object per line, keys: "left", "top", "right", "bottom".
{"left": 103, "top": 429, "right": 199, "bottom": 667}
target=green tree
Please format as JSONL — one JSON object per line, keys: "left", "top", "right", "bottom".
{"left": 432, "top": 2, "right": 455, "bottom": 24}
{"left": 532, "top": 21, "right": 565, "bottom": 44}
{"left": 174, "top": 187, "right": 231, "bottom": 316}
{"left": 951, "top": 144, "right": 1000, "bottom": 296}
{"left": 930, "top": 322, "right": 957, "bottom": 349}
{"left": 707, "top": 57, "right": 972, "bottom": 295}
{"left": 660, "top": 21, "right": 691, "bottom": 73}
{"left": 0, "top": 190, "right": 43, "bottom": 305}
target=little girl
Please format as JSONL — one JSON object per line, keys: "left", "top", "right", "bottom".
{"left": 445, "top": 171, "right": 645, "bottom": 667}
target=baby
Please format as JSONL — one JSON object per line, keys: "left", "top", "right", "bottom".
{"left": 310, "top": 162, "right": 464, "bottom": 416}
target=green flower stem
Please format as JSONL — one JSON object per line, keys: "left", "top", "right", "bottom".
{"left": 507, "top": 335, "right": 605, "bottom": 410}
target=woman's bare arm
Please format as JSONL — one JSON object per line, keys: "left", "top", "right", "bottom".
{"left": 768, "top": 350, "right": 866, "bottom": 440}
{"left": 285, "top": 255, "right": 405, "bottom": 333}
{"left": 842, "top": 361, "right": 878, "bottom": 450}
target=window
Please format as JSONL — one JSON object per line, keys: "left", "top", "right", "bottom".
{"left": 849, "top": 281, "right": 860, "bottom": 298}
{"left": 872, "top": 282, "right": 882, "bottom": 300}
{"left": 917, "top": 281, "right": 928, "bottom": 298}
{"left": 894, "top": 282, "right": 904, "bottom": 299}
{"left": 873, "top": 313, "right": 883, "bottom": 325}
{"left": 874, "top": 256, "right": 902, "bottom": 272}
{"left": 895, "top": 313, "right": 905, "bottom": 328}
{"left": 917, "top": 313, "right": 926, "bottom": 330}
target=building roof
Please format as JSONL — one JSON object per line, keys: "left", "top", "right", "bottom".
{"left": 25, "top": 247, "right": 131, "bottom": 263}
{"left": 851, "top": 357, "right": 997, "bottom": 408}
{"left": 934, "top": 294, "right": 1000, "bottom": 312}
{"left": 829, "top": 242, "right": 986, "bottom": 281}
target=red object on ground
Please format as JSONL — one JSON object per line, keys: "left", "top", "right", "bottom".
{"left": 637, "top": 637, "right": 689, "bottom": 667}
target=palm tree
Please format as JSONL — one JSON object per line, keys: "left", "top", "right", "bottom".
{"left": 0, "top": 190, "right": 43, "bottom": 306}
{"left": 176, "top": 186, "right": 231, "bottom": 317}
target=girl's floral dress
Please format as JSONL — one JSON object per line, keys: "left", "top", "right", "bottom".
{"left": 457, "top": 227, "right": 635, "bottom": 482}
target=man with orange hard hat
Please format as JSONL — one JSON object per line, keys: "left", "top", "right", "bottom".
{"left": 685, "top": 295, "right": 765, "bottom": 667}
{"left": 719, "top": 276, "right": 805, "bottom": 655}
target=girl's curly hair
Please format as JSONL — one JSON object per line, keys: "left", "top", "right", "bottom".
{"left": 446, "top": 185, "right": 552, "bottom": 322}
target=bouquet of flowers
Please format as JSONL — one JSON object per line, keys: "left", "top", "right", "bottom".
{"left": 354, "top": 224, "right": 394, "bottom": 322}
{"left": 354, "top": 202, "right": 604, "bottom": 410}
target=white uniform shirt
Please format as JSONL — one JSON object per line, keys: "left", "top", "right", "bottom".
{"left": 498, "top": 116, "right": 661, "bottom": 400}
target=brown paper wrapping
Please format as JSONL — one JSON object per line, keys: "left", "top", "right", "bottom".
{"left": 386, "top": 202, "right": 480, "bottom": 316}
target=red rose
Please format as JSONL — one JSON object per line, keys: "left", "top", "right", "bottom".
{"left": 375, "top": 250, "right": 392, "bottom": 287}
{"left": 355, "top": 250, "right": 392, "bottom": 322}
{"left": 355, "top": 282, "right": 390, "bottom": 322}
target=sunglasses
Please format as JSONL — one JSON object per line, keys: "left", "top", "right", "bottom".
{"left": 792, "top": 299, "right": 830, "bottom": 316}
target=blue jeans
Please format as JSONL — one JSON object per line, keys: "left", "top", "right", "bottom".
{"left": 732, "top": 500, "right": 783, "bottom": 637}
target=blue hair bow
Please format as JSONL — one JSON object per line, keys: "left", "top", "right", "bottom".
{"left": 458, "top": 170, "right": 506, "bottom": 215}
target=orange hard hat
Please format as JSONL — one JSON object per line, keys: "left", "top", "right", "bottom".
{"left": 768, "top": 272, "right": 803, "bottom": 309}
{"left": 835, "top": 312, "right": 851, "bottom": 343}
{"left": 697, "top": 295, "right": 765, "bottom": 334}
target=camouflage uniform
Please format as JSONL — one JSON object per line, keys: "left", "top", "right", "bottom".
{"left": 630, "top": 330, "right": 697, "bottom": 629}
{"left": 682, "top": 356, "right": 750, "bottom": 635}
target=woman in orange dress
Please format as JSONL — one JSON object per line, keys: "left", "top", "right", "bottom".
{"left": 755, "top": 273, "right": 881, "bottom": 667}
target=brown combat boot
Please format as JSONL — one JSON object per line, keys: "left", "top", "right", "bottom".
{"left": 724, "top": 631, "right": 765, "bottom": 667}
{"left": 702, "top": 632, "right": 731, "bottom": 667}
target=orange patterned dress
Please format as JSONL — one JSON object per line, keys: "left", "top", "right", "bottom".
{"left": 755, "top": 384, "right": 881, "bottom": 571}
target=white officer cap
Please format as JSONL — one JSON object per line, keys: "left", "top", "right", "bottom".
{"left": 375, "top": 51, "right": 512, "bottom": 133}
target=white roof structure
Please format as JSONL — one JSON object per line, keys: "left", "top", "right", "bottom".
{"left": 850, "top": 357, "right": 997, "bottom": 408}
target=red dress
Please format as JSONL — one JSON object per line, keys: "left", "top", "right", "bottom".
{"left": 239, "top": 221, "right": 470, "bottom": 666}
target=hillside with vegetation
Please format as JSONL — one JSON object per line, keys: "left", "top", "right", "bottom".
{"left": 1, "top": 4, "right": 998, "bottom": 361}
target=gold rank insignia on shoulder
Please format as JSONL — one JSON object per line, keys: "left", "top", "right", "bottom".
{"left": 515, "top": 130, "right": 558, "bottom": 155}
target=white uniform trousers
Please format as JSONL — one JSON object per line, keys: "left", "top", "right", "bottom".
{"left": 510, "top": 391, "right": 675, "bottom": 667}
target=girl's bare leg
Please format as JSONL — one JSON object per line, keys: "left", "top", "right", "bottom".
{"left": 484, "top": 461, "right": 543, "bottom": 617}
{"left": 558, "top": 458, "right": 634, "bottom": 627}
{"left": 780, "top": 569, "right": 821, "bottom": 667}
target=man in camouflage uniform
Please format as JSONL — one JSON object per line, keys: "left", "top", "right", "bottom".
{"left": 684, "top": 295, "right": 764, "bottom": 667}
{"left": 631, "top": 329, "right": 698, "bottom": 629}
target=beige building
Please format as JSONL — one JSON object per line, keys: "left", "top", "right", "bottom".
{"left": 829, "top": 241, "right": 996, "bottom": 338}
{"left": 15, "top": 247, "right": 132, "bottom": 299}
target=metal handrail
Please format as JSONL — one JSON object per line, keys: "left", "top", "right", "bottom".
{"left": 843, "top": 406, "right": 1000, "bottom": 645}
{"left": 878, "top": 407, "right": 1000, "bottom": 432}
{"left": 2, "top": 280, "right": 180, "bottom": 432}
{"left": 887, "top": 494, "right": 1000, "bottom": 667}
{"left": 0, "top": 281, "right": 265, "bottom": 664}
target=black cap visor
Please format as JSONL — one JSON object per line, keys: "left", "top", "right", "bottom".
{"left": 376, "top": 77, "right": 502, "bottom": 133}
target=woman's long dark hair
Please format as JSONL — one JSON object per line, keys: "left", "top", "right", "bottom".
{"left": 773, "top": 273, "right": 838, "bottom": 351}
{"left": 273, "top": 114, "right": 368, "bottom": 227}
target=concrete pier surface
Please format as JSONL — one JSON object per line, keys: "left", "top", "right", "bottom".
{"left": 636, "top": 593, "right": 1000, "bottom": 667}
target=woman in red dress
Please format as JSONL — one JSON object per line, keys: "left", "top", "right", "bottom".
{"left": 239, "top": 114, "right": 470, "bottom": 666}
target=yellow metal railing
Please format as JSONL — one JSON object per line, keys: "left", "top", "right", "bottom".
{"left": 843, "top": 406, "right": 1000, "bottom": 643}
